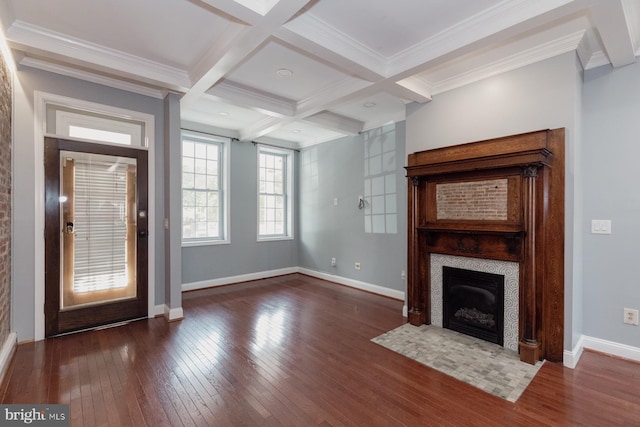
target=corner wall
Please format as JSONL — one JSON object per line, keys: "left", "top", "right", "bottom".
{"left": 298, "top": 123, "right": 407, "bottom": 295}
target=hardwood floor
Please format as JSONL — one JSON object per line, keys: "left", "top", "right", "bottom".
{"left": 2, "top": 273, "right": 640, "bottom": 426}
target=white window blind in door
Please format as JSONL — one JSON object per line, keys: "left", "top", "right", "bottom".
{"left": 73, "top": 159, "right": 131, "bottom": 293}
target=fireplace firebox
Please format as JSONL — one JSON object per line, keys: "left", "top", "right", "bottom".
{"left": 443, "top": 266, "right": 504, "bottom": 346}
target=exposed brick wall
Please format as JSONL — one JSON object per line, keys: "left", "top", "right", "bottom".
{"left": 436, "top": 179, "right": 508, "bottom": 220}
{"left": 0, "top": 51, "right": 12, "bottom": 345}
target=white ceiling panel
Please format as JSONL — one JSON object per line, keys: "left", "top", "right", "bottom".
{"left": 223, "top": 39, "right": 358, "bottom": 101}
{"left": 9, "top": 0, "right": 238, "bottom": 69}
{"left": 302, "top": 0, "right": 503, "bottom": 58}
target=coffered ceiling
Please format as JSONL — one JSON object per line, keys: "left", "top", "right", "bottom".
{"left": 1, "top": 0, "right": 638, "bottom": 147}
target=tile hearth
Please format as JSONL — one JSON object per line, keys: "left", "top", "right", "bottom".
{"left": 372, "top": 323, "right": 543, "bottom": 402}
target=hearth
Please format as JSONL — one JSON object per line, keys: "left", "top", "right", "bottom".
{"left": 443, "top": 266, "right": 504, "bottom": 346}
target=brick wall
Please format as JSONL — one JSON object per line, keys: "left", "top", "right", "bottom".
{"left": 436, "top": 179, "right": 508, "bottom": 220}
{"left": 0, "top": 51, "right": 12, "bottom": 345}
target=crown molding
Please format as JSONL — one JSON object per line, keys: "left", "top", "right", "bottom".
{"left": 583, "top": 50, "right": 612, "bottom": 70}
{"left": 7, "top": 20, "right": 191, "bottom": 90}
{"left": 429, "top": 30, "right": 587, "bottom": 96}
{"left": 392, "top": 78, "right": 433, "bottom": 103}
{"left": 388, "top": 0, "right": 576, "bottom": 78}
{"left": 206, "top": 80, "right": 295, "bottom": 117}
{"left": 19, "top": 56, "right": 167, "bottom": 99}
{"left": 283, "top": 13, "right": 388, "bottom": 77}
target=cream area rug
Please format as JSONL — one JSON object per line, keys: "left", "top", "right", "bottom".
{"left": 371, "top": 324, "right": 543, "bottom": 402}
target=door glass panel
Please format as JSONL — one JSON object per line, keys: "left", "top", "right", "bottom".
{"left": 60, "top": 151, "right": 137, "bottom": 310}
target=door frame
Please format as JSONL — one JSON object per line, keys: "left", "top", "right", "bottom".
{"left": 34, "top": 91, "right": 156, "bottom": 341}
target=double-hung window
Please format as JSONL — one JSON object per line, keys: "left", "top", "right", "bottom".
{"left": 258, "top": 145, "right": 293, "bottom": 240}
{"left": 182, "top": 131, "right": 229, "bottom": 245}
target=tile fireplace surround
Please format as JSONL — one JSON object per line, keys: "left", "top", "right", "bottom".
{"left": 405, "top": 129, "right": 565, "bottom": 364}
{"left": 430, "top": 254, "right": 519, "bottom": 351}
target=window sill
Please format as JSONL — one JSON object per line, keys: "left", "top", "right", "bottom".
{"left": 182, "top": 239, "right": 230, "bottom": 248}
{"left": 257, "top": 236, "right": 294, "bottom": 243}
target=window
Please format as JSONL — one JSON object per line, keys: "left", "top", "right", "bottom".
{"left": 182, "top": 131, "right": 229, "bottom": 245}
{"left": 258, "top": 145, "right": 293, "bottom": 240}
{"left": 55, "top": 109, "right": 145, "bottom": 147}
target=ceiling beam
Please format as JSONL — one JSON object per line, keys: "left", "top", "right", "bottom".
{"left": 304, "top": 111, "right": 364, "bottom": 135}
{"left": 589, "top": 0, "right": 636, "bottom": 67}
{"left": 182, "top": 0, "right": 313, "bottom": 106}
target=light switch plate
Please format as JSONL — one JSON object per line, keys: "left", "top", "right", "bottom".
{"left": 591, "top": 219, "right": 611, "bottom": 234}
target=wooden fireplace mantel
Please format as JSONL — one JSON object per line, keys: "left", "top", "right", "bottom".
{"left": 405, "top": 129, "right": 565, "bottom": 364}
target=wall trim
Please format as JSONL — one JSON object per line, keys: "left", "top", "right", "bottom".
{"left": 564, "top": 334, "right": 640, "bottom": 368}
{"left": 297, "top": 268, "right": 405, "bottom": 301}
{"left": 182, "top": 267, "right": 299, "bottom": 292}
{"left": 182, "top": 267, "right": 406, "bottom": 302}
{"left": 0, "top": 332, "right": 16, "bottom": 384}
{"left": 163, "top": 306, "right": 184, "bottom": 322}
{"left": 153, "top": 305, "right": 166, "bottom": 317}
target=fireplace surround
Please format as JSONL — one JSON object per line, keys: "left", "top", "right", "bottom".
{"left": 405, "top": 129, "right": 565, "bottom": 364}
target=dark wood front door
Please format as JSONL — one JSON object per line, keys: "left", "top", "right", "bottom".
{"left": 44, "top": 137, "right": 148, "bottom": 336}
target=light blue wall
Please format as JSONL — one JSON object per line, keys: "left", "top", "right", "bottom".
{"left": 298, "top": 123, "right": 407, "bottom": 293}
{"left": 181, "top": 136, "right": 299, "bottom": 284}
{"left": 405, "top": 52, "right": 582, "bottom": 350}
{"left": 581, "top": 60, "right": 640, "bottom": 348}
{"left": 12, "top": 66, "right": 166, "bottom": 341}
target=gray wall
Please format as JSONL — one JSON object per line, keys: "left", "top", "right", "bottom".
{"left": 298, "top": 123, "right": 407, "bottom": 293}
{"left": 181, "top": 135, "right": 299, "bottom": 283}
{"left": 581, "top": 60, "right": 640, "bottom": 348}
{"left": 13, "top": 66, "right": 165, "bottom": 341}
{"left": 405, "top": 52, "right": 582, "bottom": 350}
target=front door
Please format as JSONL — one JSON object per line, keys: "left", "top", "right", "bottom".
{"left": 44, "top": 137, "right": 148, "bottom": 336}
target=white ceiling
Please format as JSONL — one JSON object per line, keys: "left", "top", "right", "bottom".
{"left": 1, "top": 0, "right": 638, "bottom": 148}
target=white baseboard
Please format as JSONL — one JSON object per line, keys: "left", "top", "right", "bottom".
{"left": 153, "top": 305, "right": 166, "bottom": 317}
{"left": 182, "top": 267, "right": 299, "bottom": 292}
{"left": 563, "top": 335, "right": 585, "bottom": 368}
{"left": 564, "top": 334, "right": 640, "bottom": 368}
{"left": 0, "top": 332, "right": 16, "bottom": 384}
{"left": 164, "top": 305, "right": 184, "bottom": 322}
{"left": 403, "top": 305, "right": 408, "bottom": 318}
{"left": 297, "top": 267, "right": 405, "bottom": 301}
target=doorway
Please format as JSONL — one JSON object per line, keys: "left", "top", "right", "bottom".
{"left": 44, "top": 137, "right": 148, "bottom": 336}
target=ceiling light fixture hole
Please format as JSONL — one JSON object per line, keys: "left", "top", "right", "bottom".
{"left": 276, "top": 68, "right": 293, "bottom": 77}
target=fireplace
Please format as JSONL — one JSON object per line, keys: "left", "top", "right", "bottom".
{"left": 405, "top": 129, "right": 566, "bottom": 364}
{"left": 442, "top": 266, "right": 504, "bottom": 346}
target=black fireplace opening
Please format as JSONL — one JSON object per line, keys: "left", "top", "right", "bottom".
{"left": 442, "top": 266, "right": 504, "bottom": 346}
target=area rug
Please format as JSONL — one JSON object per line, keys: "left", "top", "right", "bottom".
{"left": 371, "top": 324, "right": 543, "bottom": 402}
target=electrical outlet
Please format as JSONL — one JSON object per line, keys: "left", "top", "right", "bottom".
{"left": 401, "top": 270, "right": 406, "bottom": 280}
{"left": 331, "top": 257, "right": 336, "bottom": 267}
{"left": 354, "top": 262, "right": 361, "bottom": 270}
{"left": 624, "top": 308, "right": 639, "bottom": 325}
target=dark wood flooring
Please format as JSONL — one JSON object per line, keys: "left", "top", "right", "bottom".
{"left": 2, "top": 273, "right": 640, "bottom": 426}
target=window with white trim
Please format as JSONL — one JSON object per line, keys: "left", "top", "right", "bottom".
{"left": 258, "top": 145, "right": 293, "bottom": 240}
{"left": 182, "top": 131, "right": 229, "bottom": 244}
